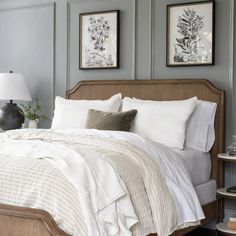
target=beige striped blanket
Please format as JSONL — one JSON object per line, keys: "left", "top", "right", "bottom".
{"left": 0, "top": 129, "right": 179, "bottom": 236}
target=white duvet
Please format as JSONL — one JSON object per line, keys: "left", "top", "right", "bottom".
{"left": 60, "top": 129, "right": 204, "bottom": 228}
{"left": 0, "top": 129, "right": 204, "bottom": 236}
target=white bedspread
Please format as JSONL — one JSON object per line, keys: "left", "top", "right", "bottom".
{"left": 0, "top": 129, "right": 204, "bottom": 236}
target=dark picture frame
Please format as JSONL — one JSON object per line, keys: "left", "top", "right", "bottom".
{"left": 79, "top": 10, "right": 120, "bottom": 70}
{"left": 166, "top": 1, "right": 215, "bottom": 67}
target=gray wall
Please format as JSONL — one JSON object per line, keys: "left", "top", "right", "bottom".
{"left": 0, "top": 0, "right": 235, "bottom": 219}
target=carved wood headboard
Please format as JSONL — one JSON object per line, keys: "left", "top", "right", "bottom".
{"left": 66, "top": 79, "right": 225, "bottom": 187}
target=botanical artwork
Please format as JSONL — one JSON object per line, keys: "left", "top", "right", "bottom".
{"left": 86, "top": 16, "right": 112, "bottom": 66}
{"left": 80, "top": 11, "right": 119, "bottom": 69}
{"left": 167, "top": 2, "right": 214, "bottom": 66}
{"left": 174, "top": 8, "right": 204, "bottom": 63}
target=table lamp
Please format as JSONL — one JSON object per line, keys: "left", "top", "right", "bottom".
{"left": 0, "top": 72, "right": 32, "bottom": 130}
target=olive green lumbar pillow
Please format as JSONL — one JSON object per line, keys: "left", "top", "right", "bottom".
{"left": 85, "top": 109, "right": 137, "bottom": 132}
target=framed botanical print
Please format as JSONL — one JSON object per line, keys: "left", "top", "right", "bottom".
{"left": 79, "top": 10, "right": 120, "bottom": 70}
{"left": 166, "top": 1, "right": 215, "bottom": 66}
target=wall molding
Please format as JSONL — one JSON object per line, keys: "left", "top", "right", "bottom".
{"left": 52, "top": 2, "right": 56, "bottom": 110}
{"left": 66, "top": 0, "right": 137, "bottom": 86}
{"left": 149, "top": 0, "right": 155, "bottom": 79}
{"left": 70, "top": 0, "right": 108, "bottom": 3}
{"left": 229, "top": 0, "right": 235, "bottom": 144}
{"left": 228, "top": 0, "right": 235, "bottom": 187}
{"left": 0, "top": 2, "right": 53, "bottom": 12}
{"left": 131, "top": 0, "right": 136, "bottom": 80}
{"left": 66, "top": 1, "right": 71, "bottom": 91}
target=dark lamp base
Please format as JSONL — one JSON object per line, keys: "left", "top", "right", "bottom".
{"left": 0, "top": 103, "right": 25, "bottom": 130}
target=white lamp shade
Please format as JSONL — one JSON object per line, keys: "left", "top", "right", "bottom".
{"left": 0, "top": 73, "right": 32, "bottom": 101}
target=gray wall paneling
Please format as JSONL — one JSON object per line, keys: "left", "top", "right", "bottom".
{"left": 224, "top": 0, "right": 236, "bottom": 218}
{"left": 154, "top": 0, "right": 232, "bottom": 145}
{"left": 135, "top": 0, "right": 152, "bottom": 79}
{"left": 67, "top": 0, "right": 137, "bottom": 89}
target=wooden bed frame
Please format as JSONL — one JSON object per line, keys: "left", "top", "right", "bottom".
{"left": 0, "top": 79, "right": 224, "bottom": 236}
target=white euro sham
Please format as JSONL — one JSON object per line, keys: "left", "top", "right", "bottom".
{"left": 51, "top": 93, "right": 122, "bottom": 129}
{"left": 122, "top": 96, "right": 198, "bottom": 149}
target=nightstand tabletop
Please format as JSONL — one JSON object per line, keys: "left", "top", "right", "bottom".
{"left": 218, "top": 153, "right": 236, "bottom": 162}
{"left": 216, "top": 222, "right": 236, "bottom": 235}
{"left": 217, "top": 188, "right": 236, "bottom": 199}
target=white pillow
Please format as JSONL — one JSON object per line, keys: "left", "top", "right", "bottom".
{"left": 51, "top": 93, "right": 122, "bottom": 129}
{"left": 122, "top": 97, "right": 198, "bottom": 149}
{"left": 185, "top": 100, "right": 217, "bottom": 152}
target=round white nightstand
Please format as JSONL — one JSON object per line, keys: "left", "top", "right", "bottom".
{"left": 216, "top": 153, "right": 236, "bottom": 235}
{"left": 216, "top": 222, "right": 236, "bottom": 235}
{"left": 218, "top": 153, "right": 236, "bottom": 162}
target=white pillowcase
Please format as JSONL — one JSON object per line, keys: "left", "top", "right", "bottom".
{"left": 51, "top": 94, "right": 122, "bottom": 129}
{"left": 122, "top": 97, "right": 198, "bottom": 149}
{"left": 185, "top": 100, "right": 217, "bottom": 152}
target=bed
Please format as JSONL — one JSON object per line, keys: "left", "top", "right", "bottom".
{"left": 0, "top": 79, "right": 224, "bottom": 236}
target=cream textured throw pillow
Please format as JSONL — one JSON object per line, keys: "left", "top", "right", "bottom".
{"left": 51, "top": 93, "right": 122, "bottom": 129}
{"left": 122, "top": 96, "right": 198, "bottom": 149}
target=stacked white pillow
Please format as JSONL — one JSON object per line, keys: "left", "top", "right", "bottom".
{"left": 51, "top": 94, "right": 122, "bottom": 129}
{"left": 51, "top": 93, "right": 217, "bottom": 152}
{"left": 122, "top": 97, "right": 198, "bottom": 149}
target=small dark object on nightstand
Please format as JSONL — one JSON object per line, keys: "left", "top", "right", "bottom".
{"left": 227, "top": 186, "right": 236, "bottom": 193}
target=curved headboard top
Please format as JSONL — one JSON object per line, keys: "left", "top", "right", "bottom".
{"left": 66, "top": 79, "right": 225, "bottom": 186}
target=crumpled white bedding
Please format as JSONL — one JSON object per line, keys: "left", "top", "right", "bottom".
{"left": 0, "top": 129, "right": 204, "bottom": 236}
